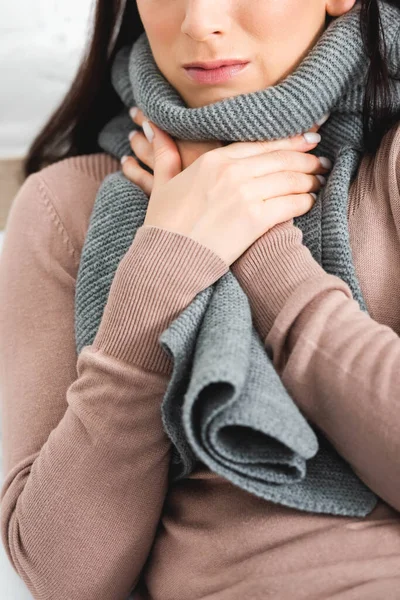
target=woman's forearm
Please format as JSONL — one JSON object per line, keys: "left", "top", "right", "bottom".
{"left": 1, "top": 350, "right": 173, "bottom": 600}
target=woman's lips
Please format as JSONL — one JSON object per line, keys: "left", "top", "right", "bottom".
{"left": 183, "top": 62, "right": 250, "bottom": 84}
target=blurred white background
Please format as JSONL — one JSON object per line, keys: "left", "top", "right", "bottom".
{"left": 0, "top": 1, "right": 93, "bottom": 596}
{"left": 0, "top": 0, "right": 93, "bottom": 158}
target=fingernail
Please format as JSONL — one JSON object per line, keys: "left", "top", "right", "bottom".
{"left": 121, "top": 155, "right": 129, "bottom": 164}
{"left": 303, "top": 132, "right": 321, "bottom": 144}
{"left": 310, "top": 193, "right": 317, "bottom": 200}
{"left": 129, "top": 107, "right": 139, "bottom": 119}
{"left": 316, "top": 112, "right": 330, "bottom": 126}
{"left": 143, "top": 120, "right": 154, "bottom": 143}
{"left": 319, "top": 156, "right": 332, "bottom": 169}
{"left": 316, "top": 174, "right": 326, "bottom": 186}
{"left": 129, "top": 130, "right": 138, "bottom": 141}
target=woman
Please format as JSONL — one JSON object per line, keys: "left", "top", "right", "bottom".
{"left": 1, "top": 0, "right": 400, "bottom": 598}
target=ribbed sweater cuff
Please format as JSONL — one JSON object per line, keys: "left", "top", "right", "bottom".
{"left": 230, "top": 221, "right": 327, "bottom": 341}
{"left": 92, "top": 225, "right": 229, "bottom": 373}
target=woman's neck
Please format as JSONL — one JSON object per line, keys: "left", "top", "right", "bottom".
{"left": 176, "top": 139, "right": 224, "bottom": 170}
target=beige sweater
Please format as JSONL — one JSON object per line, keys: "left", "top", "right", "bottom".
{"left": 1, "top": 122, "right": 400, "bottom": 600}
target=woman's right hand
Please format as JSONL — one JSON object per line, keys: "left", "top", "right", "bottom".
{"left": 135, "top": 119, "right": 331, "bottom": 267}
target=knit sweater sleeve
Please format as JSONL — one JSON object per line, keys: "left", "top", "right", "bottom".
{"left": 230, "top": 216, "right": 400, "bottom": 514}
{"left": 0, "top": 168, "right": 228, "bottom": 600}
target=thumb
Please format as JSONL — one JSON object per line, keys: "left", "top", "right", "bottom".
{"left": 142, "top": 120, "right": 182, "bottom": 186}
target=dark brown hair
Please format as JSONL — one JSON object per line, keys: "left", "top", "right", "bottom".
{"left": 23, "top": 0, "right": 400, "bottom": 179}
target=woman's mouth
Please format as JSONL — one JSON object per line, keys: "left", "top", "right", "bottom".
{"left": 183, "top": 62, "right": 250, "bottom": 84}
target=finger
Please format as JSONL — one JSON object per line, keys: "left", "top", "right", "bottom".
{"left": 129, "top": 106, "right": 148, "bottom": 126}
{"left": 220, "top": 130, "right": 322, "bottom": 160}
{"left": 130, "top": 108, "right": 183, "bottom": 183}
{"left": 221, "top": 111, "right": 330, "bottom": 160}
{"left": 121, "top": 156, "right": 154, "bottom": 197}
{"left": 129, "top": 129, "right": 154, "bottom": 170}
{"left": 240, "top": 149, "right": 332, "bottom": 179}
{"left": 244, "top": 171, "right": 323, "bottom": 203}
{"left": 142, "top": 120, "right": 183, "bottom": 186}
{"left": 261, "top": 193, "right": 317, "bottom": 230}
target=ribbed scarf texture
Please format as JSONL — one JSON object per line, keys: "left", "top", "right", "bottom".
{"left": 75, "top": 1, "right": 400, "bottom": 517}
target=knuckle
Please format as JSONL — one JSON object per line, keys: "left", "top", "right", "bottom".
{"left": 122, "top": 156, "right": 136, "bottom": 172}
{"left": 129, "top": 132, "right": 142, "bottom": 152}
{"left": 128, "top": 168, "right": 138, "bottom": 184}
{"left": 143, "top": 147, "right": 154, "bottom": 166}
{"left": 198, "top": 150, "right": 210, "bottom": 165}
{"left": 215, "top": 158, "right": 243, "bottom": 188}
{"left": 289, "top": 171, "right": 314, "bottom": 191}
{"left": 246, "top": 200, "right": 263, "bottom": 223}
{"left": 287, "top": 195, "right": 299, "bottom": 212}
{"left": 204, "top": 147, "right": 220, "bottom": 164}
{"left": 199, "top": 150, "right": 216, "bottom": 171}
{"left": 122, "top": 163, "right": 135, "bottom": 181}
{"left": 221, "top": 160, "right": 239, "bottom": 180}
{"left": 285, "top": 170, "right": 301, "bottom": 188}
{"left": 255, "top": 139, "right": 272, "bottom": 153}
{"left": 274, "top": 150, "right": 290, "bottom": 169}
{"left": 153, "top": 144, "right": 169, "bottom": 161}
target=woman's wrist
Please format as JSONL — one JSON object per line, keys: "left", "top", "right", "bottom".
{"left": 92, "top": 225, "right": 229, "bottom": 373}
{"left": 230, "top": 221, "right": 326, "bottom": 340}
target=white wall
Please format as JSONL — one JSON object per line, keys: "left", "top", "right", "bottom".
{"left": 0, "top": 0, "right": 93, "bottom": 158}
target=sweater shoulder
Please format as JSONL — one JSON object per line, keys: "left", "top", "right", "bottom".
{"left": 349, "top": 120, "right": 400, "bottom": 218}
{"left": 370, "top": 119, "right": 400, "bottom": 190}
{"left": 35, "top": 153, "right": 121, "bottom": 265}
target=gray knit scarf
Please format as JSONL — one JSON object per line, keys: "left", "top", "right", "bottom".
{"left": 75, "top": 1, "right": 400, "bottom": 517}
